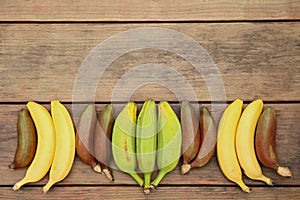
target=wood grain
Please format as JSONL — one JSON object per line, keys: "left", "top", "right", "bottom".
{"left": 1, "top": 186, "right": 300, "bottom": 199}
{"left": 0, "top": 23, "right": 299, "bottom": 102}
{"left": 1, "top": 103, "right": 299, "bottom": 186}
{"left": 0, "top": 0, "right": 299, "bottom": 22}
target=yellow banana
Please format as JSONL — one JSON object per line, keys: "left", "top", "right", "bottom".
{"left": 43, "top": 100, "right": 75, "bottom": 193}
{"left": 151, "top": 101, "right": 182, "bottom": 188}
{"left": 236, "top": 99, "right": 273, "bottom": 185}
{"left": 217, "top": 99, "right": 250, "bottom": 193}
{"left": 112, "top": 102, "right": 143, "bottom": 187}
{"left": 13, "top": 102, "right": 56, "bottom": 191}
{"left": 136, "top": 99, "right": 157, "bottom": 194}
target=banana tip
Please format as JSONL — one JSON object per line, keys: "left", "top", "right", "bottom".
{"left": 144, "top": 188, "right": 151, "bottom": 195}
{"left": 93, "top": 164, "right": 102, "bottom": 173}
{"left": 12, "top": 184, "right": 20, "bottom": 191}
{"left": 277, "top": 166, "right": 292, "bottom": 177}
{"left": 180, "top": 164, "right": 191, "bottom": 175}
{"left": 243, "top": 187, "right": 251, "bottom": 193}
{"left": 150, "top": 184, "right": 156, "bottom": 190}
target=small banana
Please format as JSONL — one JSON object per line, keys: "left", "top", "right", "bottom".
{"left": 217, "top": 99, "right": 250, "bottom": 193}
{"left": 236, "top": 99, "right": 273, "bottom": 185}
{"left": 112, "top": 102, "right": 143, "bottom": 187}
{"left": 182, "top": 107, "right": 217, "bottom": 174}
{"left": 9, "top": 109, "right": 37, "bottom": 169}
{"left": 180, "top": 101, "right": 201, "bottom": 175}
{"left": 94, "top": 104, "right": 115, "bottom": 181}
{"left": 43, "top": 100, "right": 76, "bottom": 193}
{"left": 255, "top": 107, "right": 292, "bottom": 177}
{"left": 76, "top": 104, "right": 101, "bottom": 173}
{"left": 136, "top": 99, "right": 157, "bottom": 194}
{"left": 151, "top": 101, "right": 182, "bottom": 188}
{"left": 13, "top": 102, "right": 55, "bottom": 191}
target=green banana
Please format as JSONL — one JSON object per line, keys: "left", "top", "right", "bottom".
{"left": 136, "top": 99, "right": 157, "bottom": 194}
{"left": 151, "top": 101, "right": 182, "bottom": 188}
{"left": 112, "top": 102, "right": 143, "bottom": 187}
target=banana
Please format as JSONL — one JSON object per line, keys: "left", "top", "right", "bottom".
{"left": 13, "top": 102, "right": 55, "bottom": 191}
{"left": 112, "top": 102, "right": 143, "bottom": 187}
{"left": 151, "top": 101, "right": 182, "bottom": 188}
{"left": 180, "top": 101, "right": 201, "bottom": 175}
{"left": 94, "top": 104, "right": 115, "bottom": 181}
{"left": 217, "top": 99, "right": 250, "bottom": 193}
{"left": 9, "top": 109, "right": 37, "bottom": 169}
{"left": 255, "top": 107, "right": 292, "bottom": 177}
{"left": 43, "top": 100, "right": 76, "bottom": 193}
{"left": 136, "top": 99, "right": 157, "bottom": 194}
{"left": 236, "top": 99, "right": 273, "bottom": 185}
{"left": 76, "top": 104, "right": 101, "bottom": 173}
{"left": 182, "top": 107, "right": 217, "bottom": 174}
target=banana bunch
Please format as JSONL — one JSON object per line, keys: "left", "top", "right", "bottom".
{"left": 217, "top": 99, "right": 276, "bottom": 193}
{"left": 112, "top": 100, "right": 182, "bottom": 194}
{"left": 180, "top": 102, "right": 216, "bottom": 175}
{"left": 13, "top": 100, "right": 75, "bottom": 192}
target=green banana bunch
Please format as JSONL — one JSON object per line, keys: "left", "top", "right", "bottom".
{"left": 111, "top": 102, "right": 143, "bottom": 187}
{"left": 151, "top": 101, "right": 182, "bottom": 188}
{"left": 136, "top": 99, "right": 157, "bottom": 194}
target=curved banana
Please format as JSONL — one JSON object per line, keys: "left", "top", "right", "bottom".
{"left": 112, "top": 102, "right": 143, "bottom": 187}
{"left": 188, "top": 107, "right": 216, "bottom": 171}
{"left": 13, "top": 102, "right": 55, "bottom": 190}
{"left": 94, "top": 104, "right": 115, "bottom": 181}
{"left": 76, "top": 104, "right": 101, "bottom": 173}
{"left": 217, "top": 99, "right": 250, "bottom": 193}
{"left": 236, "top": 99, "right": 273, "bottom": 185}
{"left": 43, "top": 100, "right": 76, "bottom": 193}
{"left": 136, "top": 99, "right": 157, "bottom": 194}
{"left": 255, "top": 107, "right": 292, "bottom": 177}
{"left": 180, "top": 100, "right": 201, "bottom": 175}
{"left": 151, "top": 101, "right": 182, "bottom": 188}
{"left": 9, "top": 109, "right": 37, "bottom": 169}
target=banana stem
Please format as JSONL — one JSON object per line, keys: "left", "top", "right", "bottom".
{"left": 43, "top": 180, "right": 55, "bottom": 193}
{"left": 128, "top": 172, "right": 144, "bottom": 187}
{"left": 144, "top": 172, "right": 151, "bottom": 189}
{"left": 13, "top": 178, "right": 29, "bottom": 191}
{"left": 150, "top": 170, "right": 166, "bottom": 187}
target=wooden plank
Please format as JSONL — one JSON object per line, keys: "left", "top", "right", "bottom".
{"left": 1, "top": 186, "right": 300, "bottom": 199}
{"left": 0, "top": 0, "right": 299, "bottom": 22}
{"left": 0, "top": 23, "right": 299, "bottom": 102}
{"left": 1, "top": 104, "right": 299, "bottom": 186}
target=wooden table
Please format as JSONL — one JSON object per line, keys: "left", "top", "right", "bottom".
{"left": 1, "top": 1, "right": 299, "bottom": 199}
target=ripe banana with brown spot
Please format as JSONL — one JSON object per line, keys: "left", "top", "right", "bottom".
{"left": 112, "top": 102, "right": 143, "bottom": 187}
{"left": 136, "top": 99, "right": 157, "bottom": 194}
{"left": 151, "top": 101, "right": 182, "bottom": 188}
{"left": 43, "top": 100, "right": 76, "bottom": 193}
{"left": 13, "top": 102, "right": 55, "bottom": 191}
{"left": 75, "top": 104, "right": 101, "bottom": 173}
{"left": 236, "top": 99, "right": 273, "bottom": 186}
{"left": 217, "top": 99, "right": 250, "bottom": 193}
{"left": 255, "top": 107, "right": 292, "bottom": 177}
{"left": 94, "top": 104, "right": 115, "bottom": 181}
{"left": 180, "top": 100, "right": 201, "bottom": 175}
{"left": 9, "top": 109, "right": 37, "bottom": 169}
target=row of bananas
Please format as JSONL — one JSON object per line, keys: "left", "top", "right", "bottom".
{"left": 12, "top": 101, "right": 75, "bottom": 193}
{"left": 217, "top": 99, "right": 292, "bottom": 193}
{"left": 10, "top": 99, "right": 291, "bottom": 194}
